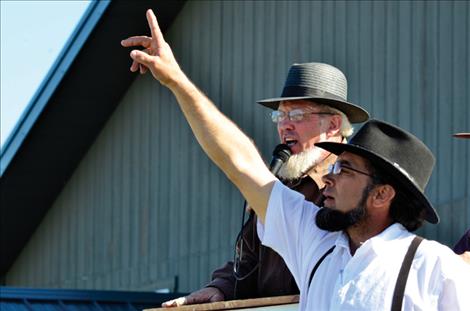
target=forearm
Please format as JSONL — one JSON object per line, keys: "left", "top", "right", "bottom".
{"left": 206, "top": 261, "right": 236, "bottom": 300}
{"left": 166, "top": 74, "right": 274, "bottom": 221}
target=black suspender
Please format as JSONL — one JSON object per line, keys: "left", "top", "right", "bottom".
{"left": 306, "top": 235, "right": 423, "bottom": 311}
{"left": 307, "top": 245, "right": 335, "bottom": 291}
{"left": 391, "top": 236, "right": 424, "bottom": 311}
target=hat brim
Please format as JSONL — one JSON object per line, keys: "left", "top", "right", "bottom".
{"left": 315, "top": 141, "right": 439, "bottom": 224}
{"left": 453, "top": 133, "right": 470, "bottom": 139}
{"left": 257, "top": 96, "right": 369, "bottom": 123}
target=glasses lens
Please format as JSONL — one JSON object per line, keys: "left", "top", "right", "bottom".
{"left": 334, "top": 162, "right": 341, "bottom": 174}
{"left": 289, "top": 109, "right": 306, "bottom": 122}
{"left": 328, "top": 162, "right": 341, "bottom": 175}
{"left": 271, "top": 111, "right": 285, "bottom": 123}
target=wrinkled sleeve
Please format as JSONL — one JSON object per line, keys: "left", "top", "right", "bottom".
{"left": 437, "top": 251, "right": 470, "bottom": 310}
{"left": 259, "top": 180, "right": 320, "bottom": 286}
{"left": 205, "top": 261, "right": 237, "bottom": 300}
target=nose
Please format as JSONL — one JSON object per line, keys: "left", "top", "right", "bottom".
{"left": 322, "top": 172, "right": 335, "bottom": 187}
{"left": 278, "top": 118, "right": 295, "bottom": 131}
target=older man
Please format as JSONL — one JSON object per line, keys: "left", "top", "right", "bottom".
{"left": 121, "top": 10, "right": 469, "bottom": 310}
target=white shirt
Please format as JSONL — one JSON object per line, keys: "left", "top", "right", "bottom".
{"left": 258, "top": 181, "right": 470, "bottom": 311}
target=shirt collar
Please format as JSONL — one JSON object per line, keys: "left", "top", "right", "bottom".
{"left": 334, "top": 223, "right": 412, "bottom": 255}
{"left": 364, "top": 223, "right": 412, "bottom": 255}
{"left": 335, "top": 230, "right": 351, "bottom": 250}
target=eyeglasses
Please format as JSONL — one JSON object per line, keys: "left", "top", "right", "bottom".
{"left": 328, "top": 161, "right": 374, "bottom": 177}
{"left": 271, "top": 109, "right": 334, "bottom": 123}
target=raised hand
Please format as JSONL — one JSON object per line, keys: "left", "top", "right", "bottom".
{"left": 121, "top": 9, "right": 184, "bottom": 87}
{"left": 161, "top": 287, "right": 225, "bottom": 308}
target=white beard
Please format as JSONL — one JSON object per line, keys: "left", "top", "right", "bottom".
{"left": 277, "top": 146, "right": 325, "bottom": 180}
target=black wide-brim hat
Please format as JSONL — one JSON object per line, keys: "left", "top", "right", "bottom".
{"left": 257, "top": 63, "right": 369, "bottom": 123}
{"left": 316, "top": 119, "right": 439, "bottom": 224}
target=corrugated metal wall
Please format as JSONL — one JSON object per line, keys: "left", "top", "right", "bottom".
{"left": 6, "top": 0, "right": 469, "bottom": 292}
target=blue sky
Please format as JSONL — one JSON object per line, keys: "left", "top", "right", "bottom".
{"left": 1, "top": 0, "right": 91, "bottom": 148}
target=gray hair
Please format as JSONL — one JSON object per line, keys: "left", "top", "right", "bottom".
{"left": 313, "top": 103, "right": 354, "bottom": 138}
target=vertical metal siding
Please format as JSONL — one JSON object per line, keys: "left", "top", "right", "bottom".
{"left": 6, "top": 0, "right": 469, "bottom": 292}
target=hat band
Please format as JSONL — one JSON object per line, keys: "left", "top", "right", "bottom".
{"left": 281, "top": 86, "right": 346, "bottom": 102}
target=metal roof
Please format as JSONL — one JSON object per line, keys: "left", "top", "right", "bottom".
{"left": 0, "top": 286, "right": 185, "bottom": 310}
{"left": 0, "top": 0, "right": 185, "bottom": 277}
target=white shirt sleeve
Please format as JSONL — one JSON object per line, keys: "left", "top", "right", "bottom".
{"left": 433, "top": 243, "right": 470, "bottom": 310}
{"left": 259, "top": 180, "right": 325, "bottom": 285}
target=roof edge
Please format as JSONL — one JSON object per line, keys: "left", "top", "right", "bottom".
{"left": 0, "top": 286, "right": 186, "bottom": 303}
{"left": 0, "top": 0, "right": 111, "bottom": 176}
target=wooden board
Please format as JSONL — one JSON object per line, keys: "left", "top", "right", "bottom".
{"left": 144, "top": 295, "right": 300, "bottom": 311}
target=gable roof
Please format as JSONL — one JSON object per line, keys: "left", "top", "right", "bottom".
{"left": 0, "top": 0, "right": 185, "bottom": 277}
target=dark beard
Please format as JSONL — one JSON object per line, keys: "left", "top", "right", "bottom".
{"left": 315, "top": 184, "right": 371, "bottom": 232}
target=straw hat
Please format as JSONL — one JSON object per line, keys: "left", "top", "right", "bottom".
{"left": 257, "top": 62, "right": 369, "bottom": 123}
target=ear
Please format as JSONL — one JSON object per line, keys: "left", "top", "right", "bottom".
{"left": 325, "top": 114, "right": 342, "bottom": 138}
{"left": 371, "top": 184, "right": 396, "bottom": 207}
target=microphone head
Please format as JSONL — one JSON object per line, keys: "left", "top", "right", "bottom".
{"left": 272, "top": 143, "right": 292, "bottom": 162}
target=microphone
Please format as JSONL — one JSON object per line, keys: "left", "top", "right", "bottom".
{"left": 269, "top": 144, "right": 292, "bottom": 176}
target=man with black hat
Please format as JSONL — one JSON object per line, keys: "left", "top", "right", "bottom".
{"left": 121, "top": 10, "right": 469, "bottom": 309}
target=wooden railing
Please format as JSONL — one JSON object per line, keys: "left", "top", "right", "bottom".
{"left": 145, "top": 294, "right": 299, "bottom": 310}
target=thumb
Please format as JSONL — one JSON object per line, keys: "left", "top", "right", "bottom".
{"left": 130, "top": 50, "right": 153, "bottom": 67}
{"left": 161, "top": 299, "right": 177, "bottom": 307}
{"left": 161, "top": 297, "right": 186, "bottom": 307}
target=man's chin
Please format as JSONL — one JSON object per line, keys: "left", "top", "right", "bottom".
{"left": 315, "top": 207, "right": 350, "bottom": 232}
{"left": 315, "top": 204, "right": 367, "bottom": 232}
{"left": 322, "top": 198, "right": 334, "bottom": 208}
{"left": 289, "top": 144, "right": 304, "bottom": 155}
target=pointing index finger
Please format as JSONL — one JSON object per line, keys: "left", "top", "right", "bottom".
{"left": 146, "top": 9, "right": 165, "bottom": 45}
